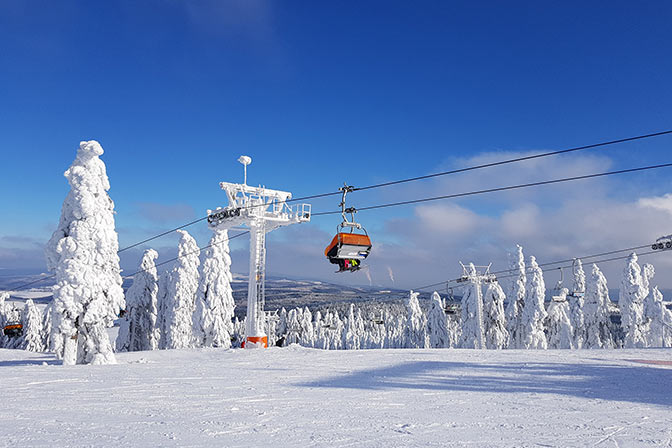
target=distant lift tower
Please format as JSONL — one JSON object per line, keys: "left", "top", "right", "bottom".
{"left": 207, "top": 156, "right": 311, "bottom": 348}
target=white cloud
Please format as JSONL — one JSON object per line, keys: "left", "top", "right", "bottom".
{"left": 638, "top": 193, "right": 672, "bottom": 215}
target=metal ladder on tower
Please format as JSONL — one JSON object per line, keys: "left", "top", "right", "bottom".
{"left": 255, "top": 218, "right": 267, "bottom": 332}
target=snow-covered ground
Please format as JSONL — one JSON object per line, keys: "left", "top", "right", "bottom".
{"left": 1, "top": 347, "right": 671, "bottom": 447}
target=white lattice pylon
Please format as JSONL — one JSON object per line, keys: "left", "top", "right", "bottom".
{"left": 207, "top": 156, "right": 311, "bottom": 348}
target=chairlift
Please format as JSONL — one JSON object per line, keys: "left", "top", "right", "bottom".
{"left": 652, "top": 234, "right": 672, "bottom": 251}
{"left": 371, "top": 311, "right": 385, "bottom": 325}
{"left": 324, "top": 184, "right": 372, "bottom": 273}
{"left": 3, "top": 321, "right": 23, "bottom": 338}
{"left": 551, "top": 267, "right": 567, "bottom": 302}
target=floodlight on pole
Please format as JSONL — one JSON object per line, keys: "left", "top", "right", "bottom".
{"left": 238, "top": 155, "right": 252, "bottom": 185}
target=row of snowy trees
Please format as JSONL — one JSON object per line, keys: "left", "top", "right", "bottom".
{"left": 3, "top": 248, "right": 671, "bottom": 356}
{"left": 245, "top": 249, "right": 672, "bottom": 351}
{"left": 115, "top": 228, "right": 237, "bottom": 353}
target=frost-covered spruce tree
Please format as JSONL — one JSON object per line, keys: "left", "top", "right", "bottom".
{"left": 643, "top": 286, "right": 672, "bottom": 347}
{"left": 583, "top": 264, "right": 614, "bottom": 349}
{"left": 45, "top": 141, "right": 124, "bottom": 365}
{"left": 427, "top": 292, "right": 449, "bottom": 348}
{"left": 163, "top": 230, "right": 200, "bottom": 350}
{"left": 405, "top": 291, "right": 428, "bottom": 348}
{"left": 299, "top": 307, "right": 316, "bottom": 347}
{"left": 505, "top": 245, "right": 526, "bottom": 348}
{"left": 193, "top": 228, "right": 235, "bottom": 349}
{"left": 285, "top": 308, "right": 301, "bottom": 345}
{"left": 42, "top": 303, "right": 53, "bottom": 352}
{"left": 568, "top": 259, "right": 586, "bottom": 348}
{"left": 483, "top": 281, "right": 509, "bottom": 349}
{"left": 545, "top": 289, "right": 574, "bottom": 349}
{"left": 619, "top": 253, "right": 647, "bottom": 348}
{"left": 276, "top": 307, "right": 288, "bottom": 340}
{"left": 116, "top": 249, "right": 160, "bottom": 352}
{"left": 344, "top": 304, "right": 360, "bottom": 349}
{"left": 640, "top": 263, "right": 655, "bottom": 339}
{"left": 21, "top": 299, "right": 45, "bottom": 352}
{"left": 521, "top": 256, "right": 548, "bottom": 349}
{"left": 460, "top": 264, "right": 485, "bottom": 349}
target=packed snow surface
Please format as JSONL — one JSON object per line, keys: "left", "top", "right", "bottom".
{"left": 1, "top": 347, "right": 671, "bottom": 447}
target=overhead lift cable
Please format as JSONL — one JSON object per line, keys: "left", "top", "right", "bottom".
{"left": 312, "top": 163, "right": 672, "bottom": 216}
{"left": 119, "top": 129, "right": 672, "bottom": 252}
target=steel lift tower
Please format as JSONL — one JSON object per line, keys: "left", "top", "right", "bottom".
{"left": 207, "top": 156, "right": 311, "bottom": 348}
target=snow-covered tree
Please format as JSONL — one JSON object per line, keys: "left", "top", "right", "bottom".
{"left": 521, "top": 256, "right": 548, "bottom": 349}
{"left": 116, "top": 249, "right": 160, "bottom": 352}
{"left": 162, "top": 230, "right": 200, "bottom": 350}
{"left": 505, "top": 245, "right": 526, "bottom": 348}
{"left": 460, "top": 264, "right": 485, "bottom": 349}
{"left": 285, "top": 308, "right": 301, "bottom": 345}
{"left": 619, "top": 253, "right": 647, "bottom": 348}
{"left": 568, "top": 259, "right": 586, "bottom": 348}
{"left": 344, "top": 304, "right": 361, "bottom": 349}
{"left": 483, "top": 281, "right": 509, "bottom": 349}
{"left": 45, "top": 141, "right": 124, "bottom": 365}
{"left": 42, "top": 302, "right": 53, "bottom": 352}
{"left": 406, "top": 291, "right": 428, "bottom": 348}
{"left": 193, "top": 228, "right": 235, "bottom": 349}
{"left": 299, "top": 307, "right": 316, "bottom": 347}
{"left": 427, "top": 292, "right": 449, "bottom": 348}
{"left": 545, "top": 289, "right": 574, "bottom": 349}
{"left": 21, "top": 299, "right": 45, "bottom": 352}
{"left": 643, "top": 286, "right": 672, "bottom": 347}
{"left": 583, "top": 264, "right": 614, "bottom": 349}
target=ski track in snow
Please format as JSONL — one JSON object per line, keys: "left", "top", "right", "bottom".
{"left": 0, "top": 347, "right": 671, "bottom": 447}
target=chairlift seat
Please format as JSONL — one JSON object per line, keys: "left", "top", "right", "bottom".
{"left": 3, "top": 322, "right": 23, "bottom": 338}
{"left": 325, "top": 232, "right": 372, "bottom": 261}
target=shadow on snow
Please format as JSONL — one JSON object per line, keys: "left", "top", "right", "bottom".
{"left": 296, "top": 359, "right": 672, "bottom": 408}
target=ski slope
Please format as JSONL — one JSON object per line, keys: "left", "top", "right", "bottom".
{"left": 1, "top": 347, "right": 671, "bottom": 447}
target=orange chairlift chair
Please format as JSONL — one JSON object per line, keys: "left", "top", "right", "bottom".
{"left": 324, "top": 184, "right": 372, "bottom": 273}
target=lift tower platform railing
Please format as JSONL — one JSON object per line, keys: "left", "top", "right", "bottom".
{"left": 207, "top": 156, "right": 311, "bottom": 348}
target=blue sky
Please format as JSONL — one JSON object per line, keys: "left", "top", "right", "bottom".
{"left": 1, "top": 1, "right": 672, "bottom": 288}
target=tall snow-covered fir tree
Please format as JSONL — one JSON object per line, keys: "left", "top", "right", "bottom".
{"left": 299, "top": 307, "right": 316, "bottom": 348}
{"left": 162, "top": 230, "right": 200, "bottom": 350}
{"left": 344, "top": 304, "right": 361, "bottom": 349}
{"left": 583, "top": 264, "right": 614, "bottom": 349}
{"left": 427, "top": 292, "right": 449, "bottom": 348}
{"left": 405, "top": 291, "right": 428, "bottom": 348}
{"left": 643, "top": 286, "right": 672, "bottom": 347}
{"left": 505, "top": 245, "right": 526, "bottom": 349}
{"left": 619, "top": 253, "right": 647, "bottom": 348}
{"left": 545, "top": 289, "right": 574, "bottom": 349}
{"left": 460, "top": 264, "right": 485, "bottom": 349}
{"left": 21, "top": 299, "right": 45, "bottom": 352}
{"left": 568, "top": 259, "right": 586, "bottom": 348}
{"left": 483, "top": 281, "right": 509, "bottom": 349}
{"left": 285, "top": 308, "right": 301, "bottom": 345}
{"left": 521, "top": 256, "right": 548, "bottom": 349}
{"left": 45, "top": 140, "right": 124, "bottom": 365}
{"left": 193, "top": 228, "right": 235, "bottom": 349}
{"left": 116, "top": 249, "right": 160, "bottom": 352}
